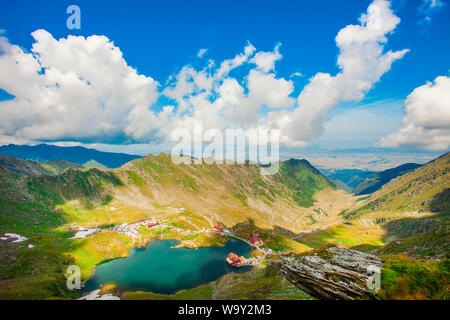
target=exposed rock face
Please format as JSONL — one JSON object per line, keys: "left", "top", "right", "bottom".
{"left": 78, "top": 289, "right": 120, "bottom": 300}
{"left": 280, "top": 247, "right": 383, "bottom": 300}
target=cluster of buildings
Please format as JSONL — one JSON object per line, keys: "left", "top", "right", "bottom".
{"left": 249, "top": 235, "right": 263, "bottom": 246}
{"left": 112, "top": 219, "right": 161, "bottom": 237}
{"left": 225, "top": 233, "right": 264, "bottom": 267}
{"left": 226, "top": 252, "right": 245, "bottom": 266}
{"left": 145, "top": 220, "right": 160, "bottom": 228}
{"left": 212, "top": 224, "right": 232, "bottom": 236}
{"left": 226, "top": 252, "right": 263, "bottom": 268}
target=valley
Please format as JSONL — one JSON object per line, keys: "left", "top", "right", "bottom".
{"left": 0, "top": 151, "right": 448, "bottom": 300}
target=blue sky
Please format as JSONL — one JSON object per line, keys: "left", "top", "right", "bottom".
{"left": 1, "top": 0, "right": 448, "bottom": 96}
{"left": 0, "top": 0, "right": 449, "bottom": 168}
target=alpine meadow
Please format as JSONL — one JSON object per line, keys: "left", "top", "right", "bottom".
{"left": 0, "top": 0, "right": 449, "bottom": 307}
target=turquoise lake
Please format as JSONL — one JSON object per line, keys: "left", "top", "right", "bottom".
{"left": 82, "top": 239, "right": 253, "bottom": 294}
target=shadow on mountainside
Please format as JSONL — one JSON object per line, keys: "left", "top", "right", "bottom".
{"left": 377, "top": 211, "right": 449, "bottom": 259}
{"left": 0, "top": 167, "right": 122, "bottom": 299}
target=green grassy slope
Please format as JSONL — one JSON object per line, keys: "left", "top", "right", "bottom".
{"left": 344, "top": 152, "right": 450, "bottom": 219}
{"left": 4, "top": 152, "right": 447, "bottom": 300}
{"left": 0, "top": 154, "right": 336, "bottom": 299}
{"left": 0, "top": 166, "right": 121, "bottom": 299}
{"left": 0, "top": 154, "right": 336, "bottom": 239}
{"left": 120, "top": 154, "right": 335, "bottom": 210}
{"left": 275, "top": 159, "right": 335, "bottom": 207}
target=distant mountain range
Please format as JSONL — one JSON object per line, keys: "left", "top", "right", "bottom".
{"left": 321, "top": 163, "right": 423, "bottom": 195}
{"left": 0, "top": 144, "right": 141, "bottom": 168}
{"left": 0, "top": 154, "right": 83, "bottom": 176}
{"left": 1, "top": 144, "right": 425, "bottom": 195}
{"left": 320, "top": 168, "right": 375, "bottom": 192}
{"left": 352, "top": 163, "right": 423, "bottom": 195}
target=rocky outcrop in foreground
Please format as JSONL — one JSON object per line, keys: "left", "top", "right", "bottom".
{"left": 280, "top": 247, "right": 383, "bottom": 300}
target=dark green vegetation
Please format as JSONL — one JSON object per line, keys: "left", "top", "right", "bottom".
{"left": 379, "top": 255, "right": 449, "bottom": 300}
{"left": 275, "top": 159, "right": 335, "bottom": 207}
{"left": 0, "top": 164, "right": 121, "bottom": 299}
{"left": 377, "top": 213, "right": 449, "bottom": 260}
{"left": 0, "top": 144, "right": 140, "bottom": 168}
{"left": 352, "top": 213, "right": 449, "bottom": 299}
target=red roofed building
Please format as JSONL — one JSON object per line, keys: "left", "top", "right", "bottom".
{"left": 227, "top": 252, "right": 241, "bottom": 264}
{"left": 250, "top": 235, "right": 262, "bottom": 245}
{"left": 147, "top": 221, "right": 160, "bottom": 228}
{"left": 213, "top": 225, "right": 224, "bottom": 231}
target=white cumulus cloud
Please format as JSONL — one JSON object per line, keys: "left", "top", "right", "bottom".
{"left": 250, "top": 43, "right": 282, "bottom": 73}
{"left": 263, "top": 0, "right": 409, "bottom": 146}
{"left": 378, "top": 75, "right": 450, "bottom": 150}
{"left": 0, "top": 30, "right": 160, "bottom": 143}
{"left": 0, "top": 0, "right": 413, "bottom": 150}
